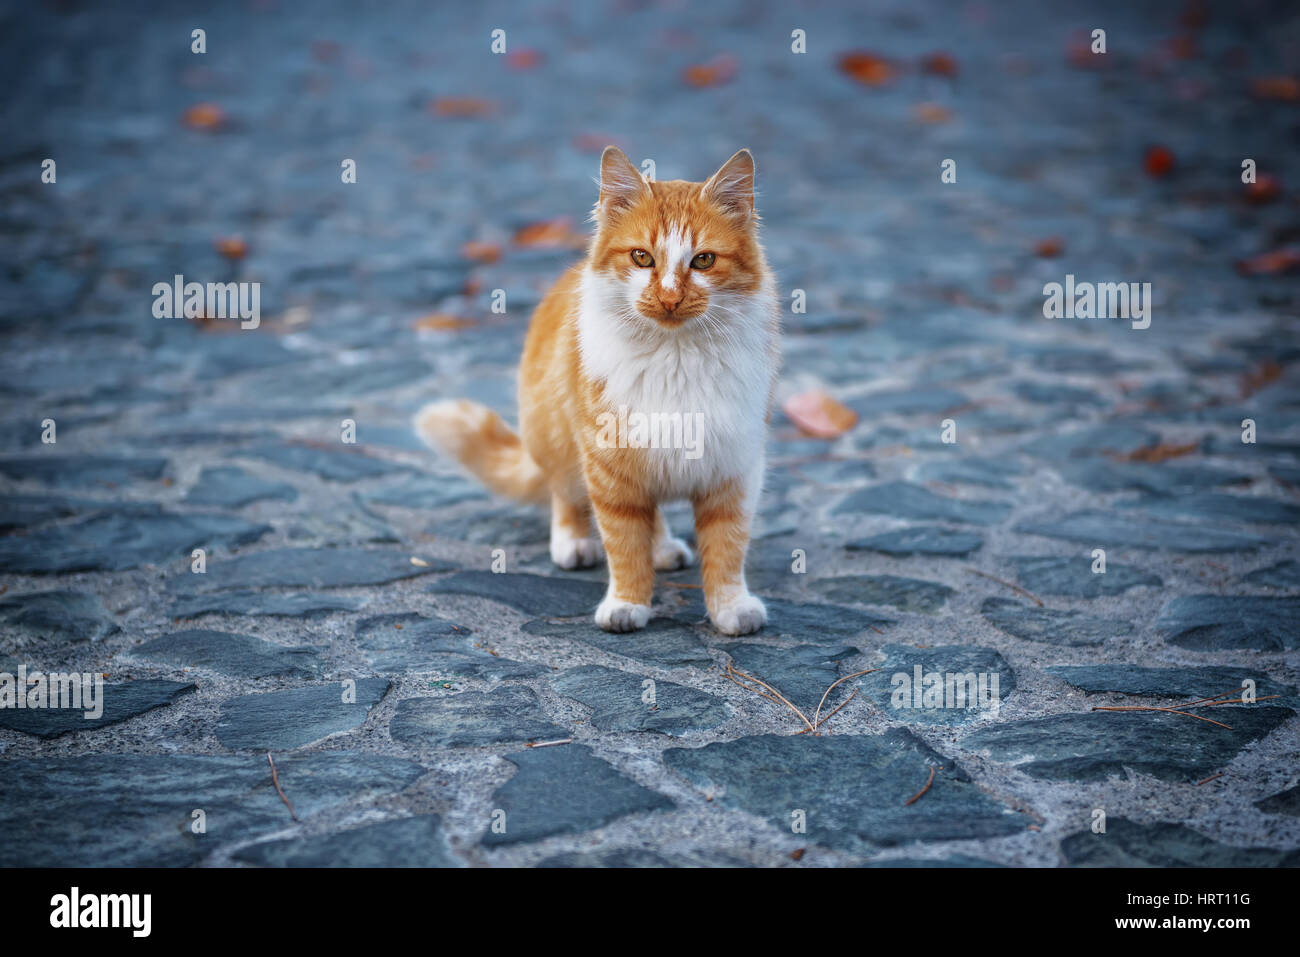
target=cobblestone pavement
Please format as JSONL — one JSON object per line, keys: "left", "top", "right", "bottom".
{"left": 1, "top": 0, "right": 1298, "bottom": 867}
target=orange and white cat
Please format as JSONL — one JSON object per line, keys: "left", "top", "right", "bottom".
{"left": 416, "top": 147, "right": 779, "bottom": 635}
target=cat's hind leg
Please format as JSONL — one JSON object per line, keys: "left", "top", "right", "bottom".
{"left": 549, "top": 490, "right": 602, "bottom": 570}
{"left": 652, "top": 508, "right": 695, "bottom": 571}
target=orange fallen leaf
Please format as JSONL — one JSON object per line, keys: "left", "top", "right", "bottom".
{"left": 1066, "top": 31, "right": 1105, "bottom": 70}
{"left": 414, "top": 313, "right": 475, "bottom": 331}
{"left": 921, "top": 51, "right": 958, "bottom": 77}
{"left": 214, "top": 236, "right": 248, "bottom": 260}
{"left": 839, "top": 51, "right": 895, "bottom": 87}
{"left": 1251, "top": 76, "right": 1300, "bottom": 101}
{"left": 1169, "top": 33, "right": 1198, "bottom": 60}
{"left": 1034, "top": 237, "right": 1065, "bottom": 258}
{"left": 513, "top": 217, "right": 586, "bottom": 248}
{"left": 1236, "top": 248, "right": 1300, "bottom": 276}
{"left": 1245, "top": 174, "right": 1282, "bottom": 204}
{"left": 1241, "top": 359, "right": 1283, "bottom": 397}
{"left": 461, "top": 241, "right": 501, "bottom": 263}
{"left": 683, "top": 54, "right": 737, "bottom": 88}
{"left": 431, "top": 97, "right": 494, "bottom": 117}
{"left": 508, "top": 48, "right": 541, "bottom": 70}
{"left": 914, "top": 102, "right": 951, "bottom": 124}
{"left": 1144, "top": 145, "right": 1176, "bottom": 177}
{"left": 182, "top": 103, "right": 225, "bottom": 130}
{"left": 1124, "top": 441, "right": 1199, "bottom": 464}
{"left": 783, "top": 390, "right": 858, "bottom": 439}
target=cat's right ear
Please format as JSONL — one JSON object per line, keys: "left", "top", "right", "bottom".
{"left": 598, "top": 146, "right": 648, "bottom": 217}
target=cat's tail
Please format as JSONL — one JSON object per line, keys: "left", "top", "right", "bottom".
{"left": 414, "top": 400, "right": 549, "bottom": 504}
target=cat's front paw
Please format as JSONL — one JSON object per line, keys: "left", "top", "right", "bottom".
{"left": 595, "top": 596, "right": 650, "bottom": 633}
{"left": 653, "top": 535, "right": 694, "bottom": 571}
{"left": 711, "top": 593, "right": 766, "bottom": 636}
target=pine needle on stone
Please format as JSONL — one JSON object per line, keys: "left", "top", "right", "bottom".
{"left": 964, "top": 567, "right": 1043, "bottom": 607}
{"left": 904, "top": 765, "right": 938, "bottom": 806}
{"left": 724, "top": 664, "right": 879, "bottom": 735}
{"left": 1090, "top": 686, "right": 1280, "bottom": 732}
{"left": 267, "top": 752, "right": 298, "bottom": 821}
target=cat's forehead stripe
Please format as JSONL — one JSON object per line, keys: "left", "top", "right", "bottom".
{"left": 660, "top": 225, "right": 692, "bottom": 290}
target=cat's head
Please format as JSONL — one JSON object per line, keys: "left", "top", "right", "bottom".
{"left": 588, "top": 146, "right": 765, "bottom": 327}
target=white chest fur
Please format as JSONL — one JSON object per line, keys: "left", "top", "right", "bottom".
{"left": 577, "top": 268, "right": 776, "bottom": 499}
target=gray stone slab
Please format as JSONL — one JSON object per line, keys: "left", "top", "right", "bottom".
{"left": 1046, "top": 664, "right": 1298, "bottom": 707}
{"left": 914, "top": 457, "right": 1024, "bottom": 490}
{"left": 0, "top": 679, "right": 196, "bottom": 739}
{"left": 1243, "top": 560, "right": 1300, "bottom": 589}
{"left": 482, "top": 744, "right": 673, "bottom": 846}
{"left": 181, "top": 547, "right": 453, "bottom": 591}
{"left": 1025, "top": 425, "right": 1159, "bottom": 460}
{"left": 232, "top": 815, "right": 461, "bottom": 867}
{"left": 551, "top": 665, "right": 731, "bottom": 735}
{"left": 1156, "top": 595, "right": 1300, "bottom": 651}
{"left": 1061, "top": 818, "right": 1300, "bottom": 867}
{"left": 434, "top": 506, "right": 549, "bottom": 545}
{"left": 523, "top": 616, "right": 713, "bottom": 669}
{"left": 981, "top": 597, "right": 1128, "bottom": 646}
{"left": 245, "top": 443, "right": 406, "bottom": 481}
{"left": 1255, "top": 786, "right": 1300, "bottom": 816}
{"left": 810, "top": 574, "right": 954, "bottom": 613}
{"left": 0, "top": 752, "right": 425, "bottom": 866}
{"left": 1015, "top": 510, "right": 1267, "bottom": 552}
{"left": 858, "top": 644, "right": 1015, "bottom": 725}
{"left": 0, "top": 494, "right": 95, "bottom": 532}
{"left": 355, "top": 613, "right": 543, "bottom": 679}
{"left": 835, "top": 482, "right": 1011, "bottom": 526}
{"left": 0, "top": 454, "right": 168, "bottom": 488}
{"left": 183, "top": 466, "right": 299, "bottom": 507}
{"left": 962, "top": 707, "right": 1295, "bottom": 782}
{"left": 216, "top": 679, "right": 391, "bottom": 750}
{"left": 426, "top": 571, "right": 606, "bottom": 617}
{"left": 358, "top": 474, "right": 485, "bottom": 509}
{"left": 664, "top": 731, "right": 1023, "bottom": 849}
{"left": 0, "top": 508, "right": 271, "bottom": 572}
{"left": 846, "top": 526, "right": 984, "bottom": 557}
{"left": 1059, "top": 460, "right": 1249, "bottom": 495}
{"left": 0, "top": 589, "right": 119, "bottom": 644}
{"left": 132, "top": 630, "right": 323, "bottom": 679}
{"left": 171, "top": 591, "right": 366, "bottom": 618}
{"left": 1010, "top": 556, "right": 1162, "bottom": 597}
{"left": 389, "top": 686, "right": 565, "bottom": 748}
{"left": 1119, "top": 493, "right": 1300, "bottom": 525}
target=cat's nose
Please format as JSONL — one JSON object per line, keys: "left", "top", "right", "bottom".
{"left": 658, "top": 285, "right": 684, "bottom": 312}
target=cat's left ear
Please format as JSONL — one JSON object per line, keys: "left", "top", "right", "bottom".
{"left": 702, "top": 149, "right": 755, "bottom": 218}
{"left": 598, "top": 146, "right": 649, "bottom": 216}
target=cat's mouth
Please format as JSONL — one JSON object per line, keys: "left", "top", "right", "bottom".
{"left": 638, "top": 302, "right": 707, "bottom": 325}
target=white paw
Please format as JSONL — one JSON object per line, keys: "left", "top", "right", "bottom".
{"left": 551, "top": 535, "right": 603, "bottom": 570}
{"left": 595, "top": 597, "right": 651, "bottom": 633}
{"left": 653, "top": 535, "right": 694, "bottom": 571}
{"left": 711, "top": 593, "right": 767, "bottom": 636}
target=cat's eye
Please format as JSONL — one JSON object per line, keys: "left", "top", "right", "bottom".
{"left": 690, "top": 252, "right": 716, "bottom": 270}
{"left": 630, "top": 249, "right": 654, "bottom": 268}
